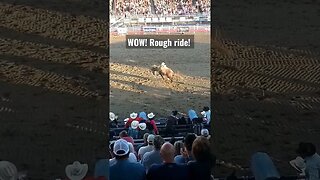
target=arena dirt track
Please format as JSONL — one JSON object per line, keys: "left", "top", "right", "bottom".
{"left": 212, "top": 0, "right": 320, "bottom": 177}
{"left": 109, "top": 34, "right": 210, "bottom": 118}
{"left": 0, "top": 1, "right": 107, "bottom": 178}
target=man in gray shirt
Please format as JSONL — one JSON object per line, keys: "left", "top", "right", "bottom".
{"left": 142, "top": 135, "right": 165, "bottom": 172}
{"left": 138, "top": 134, "right": 155, "bottom": 160}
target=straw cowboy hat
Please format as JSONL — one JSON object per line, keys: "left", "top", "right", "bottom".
{"left": 109, "top": 112, "right": 116, "bottom": 121}
{"left": 65, "top": 161, "right": 88, "bottom": 180}
{"left": 289, "top": 156, "right": 306, "bottom": 174}
{"left": 147, "top": 112, "right": 155, "bottom": 119}
{"left": 138, "top": 123, "right": 147, "bottom": 130}
{"left": 130, "top": 112, "right": 138, "bottom": 119}
{"left": 131, "top": 120, "right": 139, "bottom": 129}
{"left": 0, "top": 161, "right": 18, "bottom": 180}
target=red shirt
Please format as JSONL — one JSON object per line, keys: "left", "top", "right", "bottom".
{"left": 125, "top": 117, "right": 143, "bottom": 128}
{"left": 121, "top": 136, "right": 134, "bottom": 145}
{"left": 150, "top": 120, "right": 159, "bottom": 134}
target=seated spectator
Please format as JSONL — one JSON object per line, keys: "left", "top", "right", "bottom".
{"left": 65, "top": 161, "right": 89, "bottom": 180}
{"left": 119, "top": 130, "right": 134, "bottom": 145}
{"left": 165, "top": 111, "right": 179, "bottom": 137}
{"left": 109, "top": 139, "right": 146, "bottom": 180}
{"left": 109, "top": 112, "right": 118, "bottom": 128}
{"left": 201, "top": 106, "right": 211, "bottom": 125}
{"left": 139, "top": 112, "right": 148, "bottom": 122}
{"left": 126, "top": 112, "right": 143, "bottom": 138}
{"left": 109, "top": 141, "right": 137, "bottom": 166}
{"left": 137, "top": 133, "right": 150, "bottom": 152}
{"left": 138, "top": 123, "right": 148, "bottom": 139}
{"left": 146, "top": 113, "right": 159, "bottom": 135}
{"left": 250, "top": 152, "right": 280, "bottom": 180}
{"left": 188, "top": 136, "right": 216, "bottom": 180}
{"left": 296, "top": 142, "right": 320, "bottom": 180}
{"left": 138, "top": 134, "right": 155, "bottom": 161}
{"left": 0, "top": 161, "right": 18, "bottom": 180}
{"left": 188, "top": 109, "right": 198, "bottom": 122}
{"left": 94, "top": 158, "right": 109, "bottom": 180}
{"left": 200, "top": 129, "right": 211, "bottom": 140}
{"left": 147, "top": 142, "right": 189, "bottom": 180}
{"left": 174, "top": 141, "right": 184, "bottom": 156}
{"left": 189, "top": 109, "right": 203, "bottom": 135}
{"left": 174, "top": 133, "right": 197, "bottom": 164}
{"left": 289, "top": 156, "right": 306, "bottom": 176}
{"left": 169, "top": 136, "right": 176, "bottom": 145}
{"left": 142, "top": 135, "right": 165, "bottom": 172}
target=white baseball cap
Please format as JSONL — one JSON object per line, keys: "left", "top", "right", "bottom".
{"left": 113, "top": 139, "right": 130, "bottom": 156}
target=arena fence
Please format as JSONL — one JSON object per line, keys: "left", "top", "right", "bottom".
{"left": 111, "top": 24, "right": 210, "bottom": 35}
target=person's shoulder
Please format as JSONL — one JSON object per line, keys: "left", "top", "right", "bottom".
{"left": 174, "top": 155, "right": 184, "bottom": 163}
{"left": 148, "top": 164, "right": 162, "bottom": 173}
{"left": 138, "top": 146, "right": 145, "bottom": 153}
{"left": 129, "top": 161, "right": 145, "bottom": 169}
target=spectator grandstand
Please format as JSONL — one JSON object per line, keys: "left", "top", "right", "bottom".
{"left": 109, "top": 0, "right": 210, "bottom": 17}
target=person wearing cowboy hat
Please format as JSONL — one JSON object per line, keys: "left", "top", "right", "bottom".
{"left": 65, "top": 161, "right": 88, "bottom": 180}
{"left": 201, "top": 106, "right": 211, "bottom": 125}
{"left": 138, "top": 122, "right": 148, "bottom": 139}
{"left": 109, "top": 112, "right": 119, "bottom": 128}
{"left": 146, "top": 112, "right": 159, "bottom": 135}
{"left": 296, "top": 142, "right": 320, "bottom": 180}
{"left": 110, "top": 139, "right": 146, "bottom": 180}
{"left": 125, "top": 112, "right": 143, "bottom": 139}
{"left": 0, "top": 161, "right": 18, "bottom": 180}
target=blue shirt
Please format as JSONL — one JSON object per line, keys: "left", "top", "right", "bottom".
{"left": 147, "top": 163, "right": 188, "bottom": 180}
{"left": 110, "top": 159, "right": 146, "bottom": 180}
{"left": 142, "top": 150, "right": 162, "bottom": 172}
{"left": 305, "top": 153, "right": 320, "bottom": 180}
{"left": 174, "top": 155, "right": 193, "bottom": 164}
{"left": 94, "top": 159, "right": 108, "bottom": 179}
{"left": 188, "top": 109, "right": 198, "bottom": 121}
{"left": 139, "top": 112, "right": 148, "bottom": 120}
{"left": 204, "top": 110, "right": 211, "bottom": 124}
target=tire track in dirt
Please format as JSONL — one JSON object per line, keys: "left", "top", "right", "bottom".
{"left": 0, "top": 2, "right": 107, "bottom": 48}
{"left": 0, "top": 60, "right": 98, "bottom": 97}
{"left": 0, "top": 38, "right": 107, "bottom": 73}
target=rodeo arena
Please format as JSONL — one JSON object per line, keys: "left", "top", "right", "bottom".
{"left": 109, "top": 0, "right": 210, "bottom": 35}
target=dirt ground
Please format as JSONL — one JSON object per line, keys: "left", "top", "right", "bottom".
{"left": 0, "top": 0, "right": 107, "bottom": 179}
{"left": 109, "top": 34, "right": 210, "bottom": 119}
{"left": 212, "top": 0, "right": 320, "bottom": 177}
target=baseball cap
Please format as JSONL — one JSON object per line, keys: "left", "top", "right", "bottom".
{"left": 201, "top": 129, "right": 209, "bottom": 137}
{"left": 147, "top": 134, "right": 155, "bottom": 143}
{"left": 113, "top": 139, "right": 130, "bottom": 156}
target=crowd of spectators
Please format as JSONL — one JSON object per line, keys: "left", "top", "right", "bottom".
{"left": 154, "top": 0, "right": 210, "bottom": 16}
{"left": 110, "top": 0, "right": 210, "bottom": 17}
{"left": 109, "top": 132, "right": 215, "bottom": 180}
{"left": 110, "top": 107, "right": 211, "bottom": 139}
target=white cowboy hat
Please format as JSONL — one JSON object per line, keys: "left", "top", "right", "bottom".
{"left": 138, "top": 123, "right": 147, "bottom": 130}
{"left": 109, "top": 112, "right": 116, "bottom": 121}
{"left": 130, "top": 112, "right": 138, "bottom": 119}
{"left": 289, "top": 156, "right": 306, "bottom": 173}
{"left": 0, "top": 161, "right": 18, "bottom": 180}
{"left": 65, "top": 161, "right": 88, "bottom": 180}
{"left": 147, "top": 112, "right": 155, "bottom": 119}
{"left": 131, "top": 120, "right": 139, "bottom": 129}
